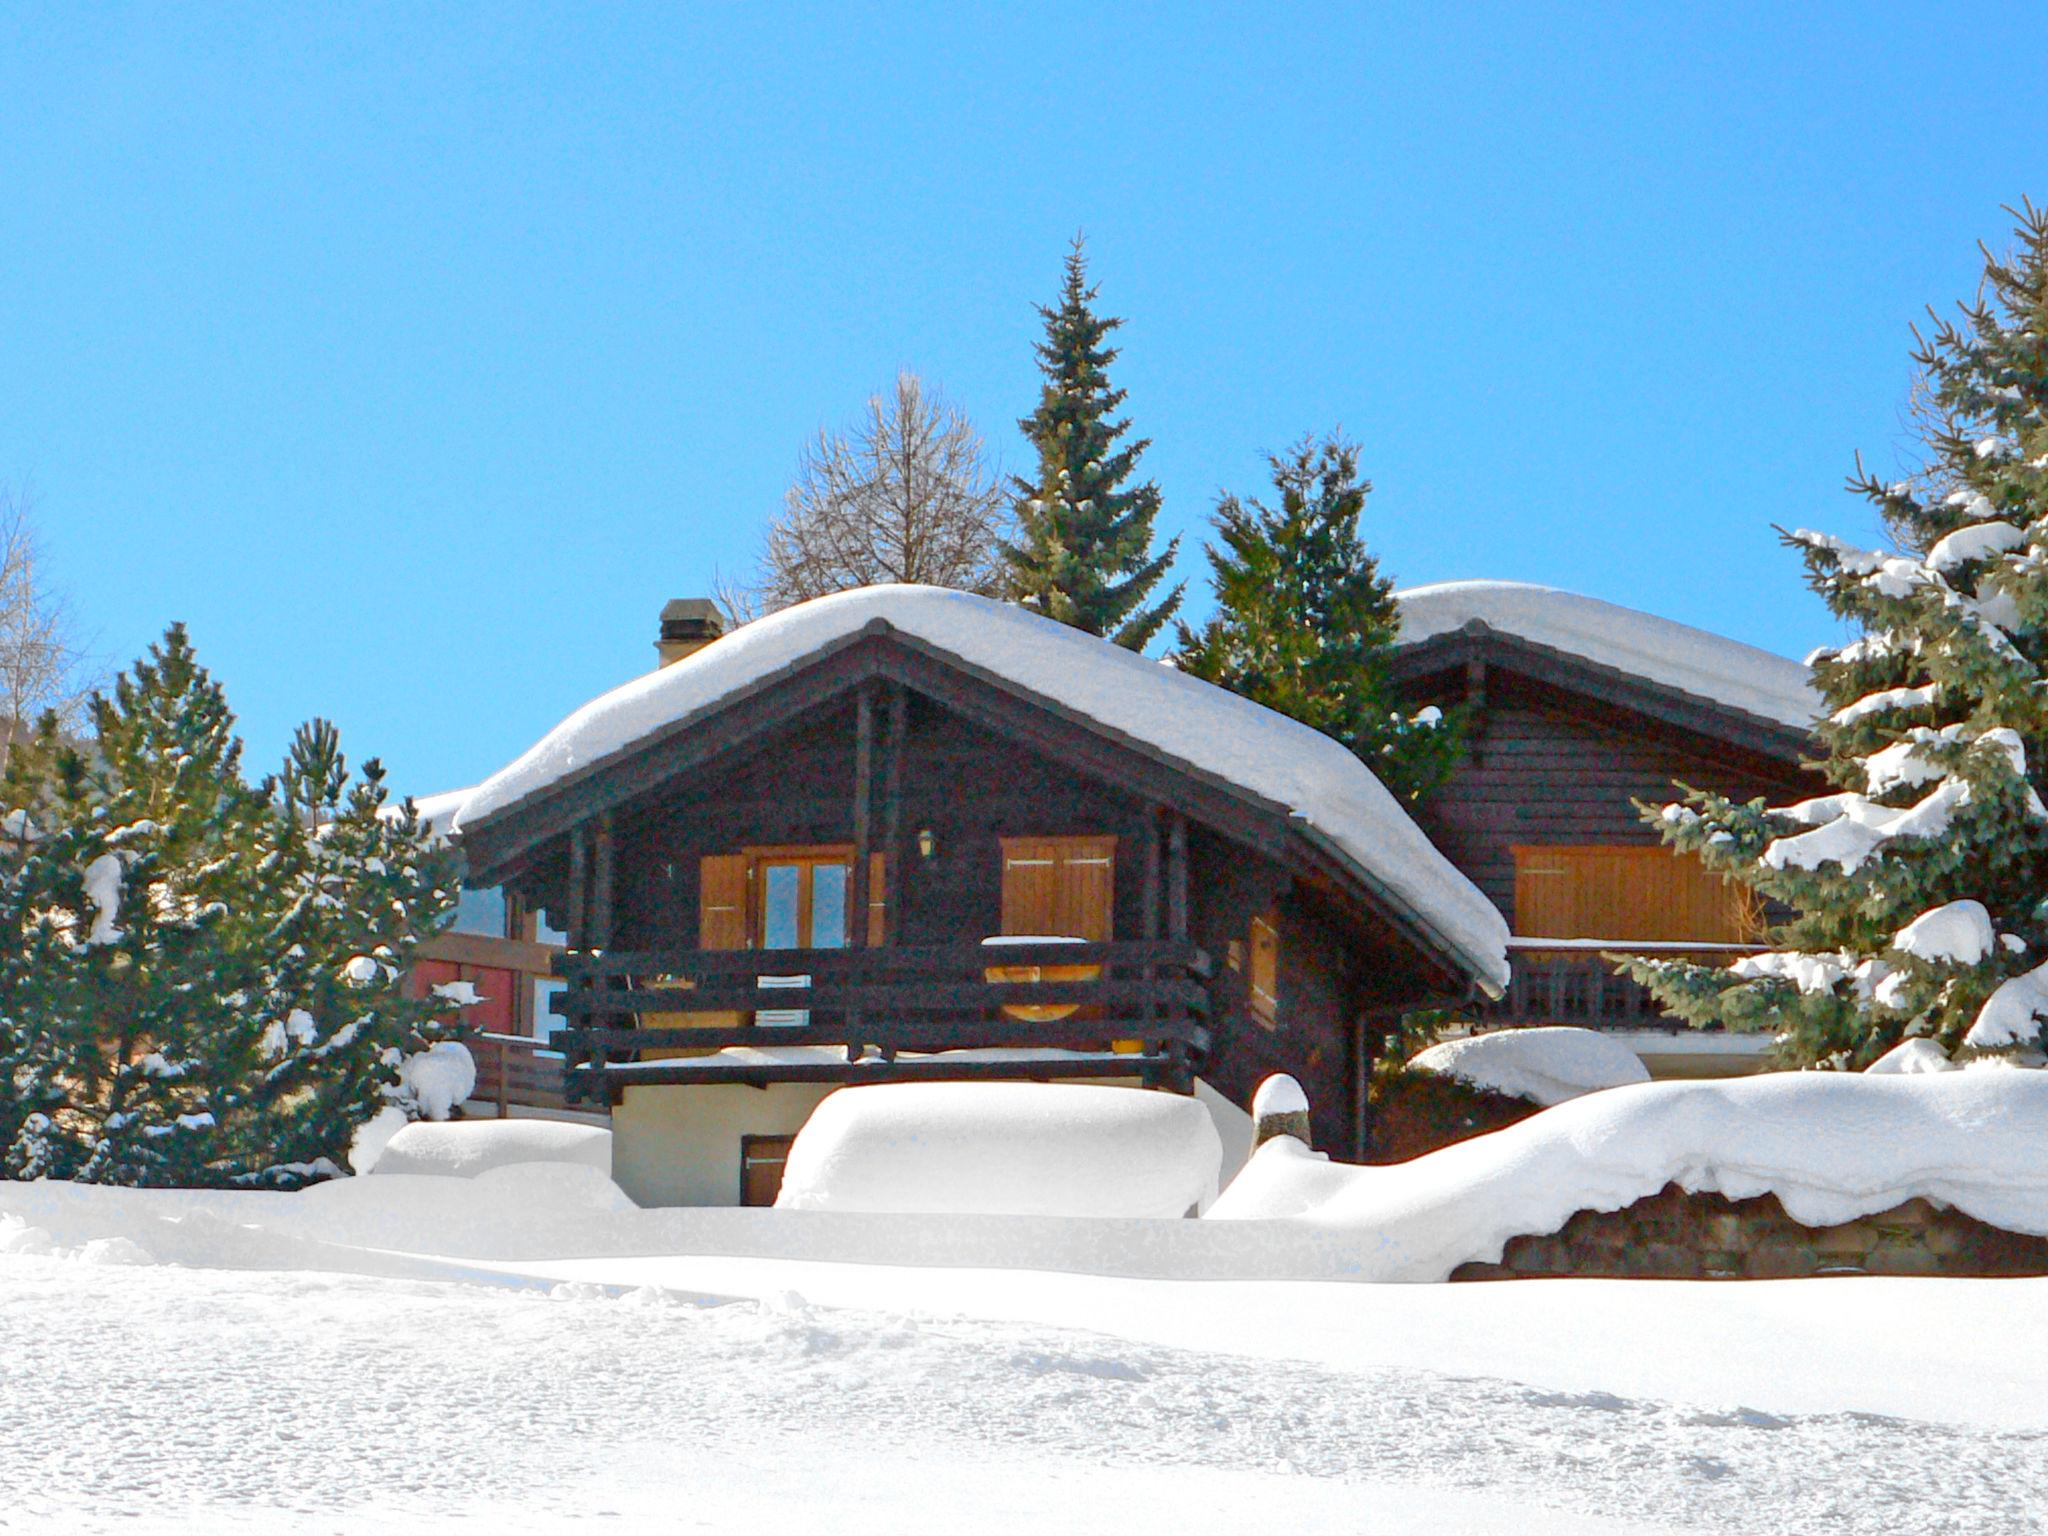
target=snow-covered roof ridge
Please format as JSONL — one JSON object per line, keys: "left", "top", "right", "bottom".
{"left": 1394, "top": 580, "right": 1821, "bottom": 731}
{"left": 453, "top": 585, "right": 1510, "bottom": 991}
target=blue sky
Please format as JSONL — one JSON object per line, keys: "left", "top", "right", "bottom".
{"left": 3, "top": 4, "right": 2045, "bottom": 795}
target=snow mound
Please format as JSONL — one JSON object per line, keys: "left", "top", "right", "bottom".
{"left": 777, "top": 1082, "right": 1224, "bottom": 1218}
{"left": 1395, "top": 580, "right": 1818, "bottom": 729}
{"left": 1207, "top": 1070, "right": 2048, "bottom": 1279}
{"left": 400, "top": 1041, "right": 477, "bottom": 1120}
{"left": 1251, "top": 1074, "right": 1309, "bottom": 1119}
{"left": 1866, "top": 1038, "right": 1955, "bottom": 1074}
{"left": 371, "top": 1118, "right": 613, "bottom": 1179}
{"left": 1407, "top": 1026, "right": 1651, "bottom": 1107}
{"left": 452, "top": 585, "right": 1508, "bottom": 992}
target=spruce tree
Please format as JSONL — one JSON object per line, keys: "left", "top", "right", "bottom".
{"left": 1627, "top": 201, "right": 2048, "bottom": 1067}
{"left": 1177, "top": 436, "right": 1461, "bottom": 803}
{"left": 0, "top": 626, "right": 459, "bottom": 1185}
{"left": 1004, "top": 239, "right": 1183, "bottom": 649}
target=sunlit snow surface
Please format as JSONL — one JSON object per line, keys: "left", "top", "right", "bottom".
{"left": 2, "top": 1175, "right": 2045, "bottom": 1535}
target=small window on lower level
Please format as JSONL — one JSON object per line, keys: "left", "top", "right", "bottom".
{"left": 1248, "top": 909, "right": 1280, "bottom": 1028}
{"left": 741, "top": 1134, "right": 796, "bottom": 1207}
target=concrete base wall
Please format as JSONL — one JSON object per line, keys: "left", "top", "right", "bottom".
{"left": 611, "top": 1082, "right": 836, "bottom": 1208}
{"left": 611, "top": 1075, "right": 1253, "bottom": 1210}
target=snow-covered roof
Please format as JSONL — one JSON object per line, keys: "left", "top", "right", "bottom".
{"left": 1394, "top": 580, "right": 1821, "bottom": 731}
{"left": 452, "top": 585, "right": 1510, "bottom": 991}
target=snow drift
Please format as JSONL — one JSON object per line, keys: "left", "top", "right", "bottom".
{"left": 1406, "top": 1026, "right": 1650, "bottom": 1106}
{"left": 1206, "top": 1068, "right": 2048, "bottom": 1280}
{"left": 776, "top": 1082, "right": 1224, "bottom": 1218}
{"left": 450, "top": 584, "right": 1509, "bottom": 991}
{"left": 371, "top": 1118, "right": 613, "bottom": 1179}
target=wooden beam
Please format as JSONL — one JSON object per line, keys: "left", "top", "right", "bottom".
{"left": 882, "top": 682, "right": 907, "bottom": 945}
{"left": 1141, "top": 805, "right": 1161, "bottom": 942}
{"left": 1166, "top": 811, "right": 1188, "bottom": 943}
{"left": 850, "top": 684, "right": 875, "bottom": 949}
{"left": 565, "top": 823, "right": 589, "bottom": 951}
{"left": 591, "top": 811, "right": 615, "bottom": 949}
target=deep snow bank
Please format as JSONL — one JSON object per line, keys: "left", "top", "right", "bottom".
{"left": 1407, "top": 1026, "right": 1650, "bottom": 1106}
{"left": 778, "top": 1082, "right": 1223, "bottom": 1218}
{"left": 1207, "top": 1068, "right": 2048, "bottom": 1280}
{"left": 372, "top": 1118, "right": 613, "bottom": 1179}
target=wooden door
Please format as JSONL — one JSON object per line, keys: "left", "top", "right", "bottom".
{"left": 740, "top": 1134, "right": 795, "bottom": 1207}
{"left": 998, "top": 836, "right": 1116, "bottom": 940}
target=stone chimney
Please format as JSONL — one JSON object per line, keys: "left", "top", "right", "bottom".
{"left": 655, "top": 598, "right": 725, "bottom": 667}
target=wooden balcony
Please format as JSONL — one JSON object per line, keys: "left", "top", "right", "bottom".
{"left": 549, "top": 939, "right": 1214, "bottom": 1103}
{"left": 1484, "top": 940, "right": 1761, "bottom": 1030}
{"left": 466, "top": 1030, "right": 594, "bottom": 1119}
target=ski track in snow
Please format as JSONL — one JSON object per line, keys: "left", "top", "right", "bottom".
{"left": 0, "top": 1258, "right": 2039, "bottom": 1536}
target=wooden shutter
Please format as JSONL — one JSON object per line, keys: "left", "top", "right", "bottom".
{"left": 1000, "top": 836, "right": 1115, "bottom": 940}
{"left": 866, "top": 852, "right": 888, "bottom": 946}
{"left": 1248, "top": 910, "right": 1280, "bottom": 1026}
{"left": 1511, "top": 845, "right": 1756, "bottom": 944}
{"left": 699, "top": 855, "right": 750, "bottom": 950}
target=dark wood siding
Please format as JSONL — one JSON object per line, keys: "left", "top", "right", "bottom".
{"left": 1403, "top": 671, "right": 1813, "bottom": 931}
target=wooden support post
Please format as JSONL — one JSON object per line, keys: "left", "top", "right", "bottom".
{"left": 850, "top": 685, "right": 875, "bottom": 948}
{"left": 1140, "top": 806, "right": 1161, "bottom": 1046}
{"left": 881, "top": 683, "right": 907, "bottom": 946}
{"left": 591, "top": 812, "right": 615, "bottom": 950}
{"left": 565, "top": 824, "right": 589, "bottom": 952}
{"left": 1166, "top": 811, "right": 1188, "bottom": 944}
{"left": 1351, "top": 1014, "right": 1377, "bottom": 1163}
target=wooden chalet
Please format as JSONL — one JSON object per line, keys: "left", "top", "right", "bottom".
{"left": 1390, "top": 581, "right": 1819, "bottom": 1073}
{"left": 448, "top": 586, "right": 1509, "bottom": 1205}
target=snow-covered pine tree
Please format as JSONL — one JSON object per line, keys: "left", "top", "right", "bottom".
{"left": 0, "top": 625, "right": 273, "bottom": 1183}
{"left": 244, "top": 719, "right": 460, "bottom": 1183}
{"left": 1627, "top": 201, "right": 2048, "bottom": 1067}
{"left": 1175, "top": 436, "right": 1461, "bottom": 803}
{"left": 0, "top": 629, "right": 461, "bottom": 1186}
{"left": 1003, "top": 239, "right": 1184, "bottom": 650}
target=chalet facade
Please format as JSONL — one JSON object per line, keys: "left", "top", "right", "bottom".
{"left": 444, "top": 585, "right": 1509, "bottom": 1204}
{"left": 1390, "top": 581, "right": 1820, "bottom": 1074}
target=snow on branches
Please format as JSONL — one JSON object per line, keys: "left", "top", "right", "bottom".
{"left": 1627, "top": 201, "right": 2048, "bottom": 1067}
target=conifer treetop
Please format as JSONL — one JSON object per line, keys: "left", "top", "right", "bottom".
{"left": 1004, "top": 237, "right": 1183, "bottom": 650}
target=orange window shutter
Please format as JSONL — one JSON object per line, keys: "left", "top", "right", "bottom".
{"left": 866, "top": 851, "right": 888, "bottom": 946}
{"left": 1248, "top": 910, "right": 1279, "bottom": 1024}
{"left": 699, "top": 854, "right": 750, "bottom": 951}
{"left": 1000, "top": 838, "right": 1059, "bottom": 935}
{"left": 1513, "top": 845, "right": 1755, "bottom": 945}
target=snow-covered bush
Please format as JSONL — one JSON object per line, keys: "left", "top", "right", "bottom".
{"left": 367, "top": 1117, "right": 610, "bottom": 1179}
{"left": 1407, "top": 1027, "right": 1650, "bottom": 1108}
{"left": 0, "top": 627, "right": 459, "bottom": 1188}
{"left": 1628, "top": 203, "right": 2048, "bottom": 1067}
{"left": 776, "top": 1082, "right": 1223, "bottom": 1218}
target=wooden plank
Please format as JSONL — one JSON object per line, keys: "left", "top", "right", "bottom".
{"left": 882, "top": 682, "right": 906, "bottom": 946}
{"left": 591, "top": 811, "right": 615, "bottom": 949}
{"left": 565, "top": 824, "right": 589, "bottom": 951}
{"left": 1166, "top": 812, "right": 1188, "bottom": 943}
{"left": 554, "top": 975, "right": 1212, "bottom": 1018}
{"left": 555, "top": 939, "right": 1213, "bottom": 978}
{"left": 850, "top": 683, "right": 874, "bottom": 950}
{"left": 558, "top": 1014, "right": 1211, "bottom": 1056}
{"left": 572, "top": 1053, "right": 1175, "bottom": 1089}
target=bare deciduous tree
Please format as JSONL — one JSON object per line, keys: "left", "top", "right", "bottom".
{"left": 0, "top": 491, "right": 93, "bottom": 760}
{"left": 747, "top": 373, "right": 1009, "bottom": 615}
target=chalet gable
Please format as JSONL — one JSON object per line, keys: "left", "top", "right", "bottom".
{"left": 452, "top": 586, "right": 1510, "bottom": 995}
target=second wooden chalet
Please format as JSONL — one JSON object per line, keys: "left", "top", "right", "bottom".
{"left": 448, "top": 585, "right": 1510, "bottom": 1205}
{"left": 1390, "top": 580, "right": 1821, "bottom": 1075}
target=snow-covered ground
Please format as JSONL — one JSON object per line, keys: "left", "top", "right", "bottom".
{"left": 4, "top": 1174, "right": 2045, "bottom": 1535}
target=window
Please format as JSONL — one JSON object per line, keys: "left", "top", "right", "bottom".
{"left": 1247, "top": 909, "right": 1280, "bottom": 1027}
{"left": 449, "top": 884, "right": 509, "bottom": 939}
{"left": 998, "top": 836, "right": 1116, "bottom": 940}
{"left": 1511, "top": 845, "right": 1759, "bottom": 945}
{"left": 740, "top": 1134, "right": 795, "bottom": 1207}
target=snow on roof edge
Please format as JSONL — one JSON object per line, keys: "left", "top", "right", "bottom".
{"left": 1394, "top": 580, "right": 1820, "bottom": 732}
{"left": 452, "top": 586, "right": 1511, "bottom": 991}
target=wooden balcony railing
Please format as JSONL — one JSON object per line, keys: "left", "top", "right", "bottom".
{"left": 549, "top": 940, "right": 1214, "bottom": 1103}
{"left": 1485, "top": 940, "right": 1763, "bottom": 1030}
{"left": 466, "top": 1030, "right": 593, "bottom": 1119}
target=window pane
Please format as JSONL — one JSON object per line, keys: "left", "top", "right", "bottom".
{"left": 451, "top": 884, "right": 508, "bottom": 938}
{"left": 811, "top": 863, "right": 849, "bottom": 949}
{"left": 762, "top": 864, "right": 801, "bottom": 950}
